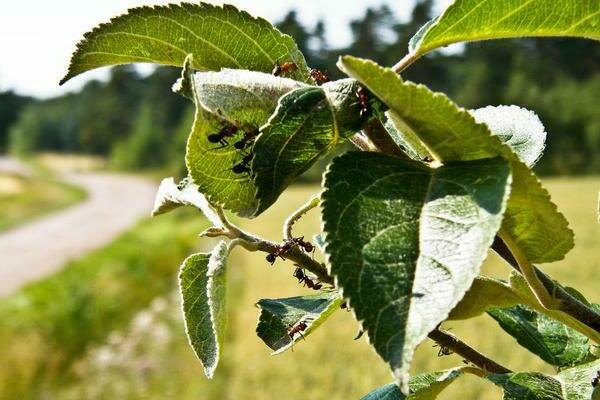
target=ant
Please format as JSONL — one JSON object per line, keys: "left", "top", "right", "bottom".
{"left": 310, "top": 68, "right": 329, "bottom": 85}
{"left": 355, "top": 86, "right": 370, "bottom": 118}
{"left": 433, "top": 344, "right": 453, "bottom": 357}
{"left": 292, "top": 236, "right": 314, "bottom": 254}
{"left": 232, "top": 153, "right": 253, "bottom": 175}
{"left": 234, "top": 128, "right": 259, "bottom": 151}
{"left": 293, "top": 266, "right": 322, "bottom": 290}
{"left": 592, "top": 370, "right": 600, "bottom": 387}
{"left": 272, "top": 61, "right": 297, "bottom": 77}
{"left": 288, "top": 320, "right": 308, "bottom": 340}
{"left": 266, "top": 240, "right": 294, "bottom": 265}
{"left": 208, "top": 124, "right": 238, "bottom": 147}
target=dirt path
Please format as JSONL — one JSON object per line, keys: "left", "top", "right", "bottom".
{"left": 0, "top": 159, "right": 157, "bottom": 297}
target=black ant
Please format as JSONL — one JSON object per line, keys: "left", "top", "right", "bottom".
{"left": 293, "top": 266, "right": 322, "bottom": 290}
{"left": 310, "top": 68, "right": 329, "bottom": 85}
{"left": 355, "top": 86, "right": 370, "bottom": 118}
{"left": 231, "top": 153, "right": 253, "bottom": 175}
{"left": 266, "top": 240, "right": 294, "bottom": 265}
{"left": 288, "top": 320, "right": 308, "bottom": 340}
{"left": 592, "top": 370, "right": 600, "bottom": 387}
{"left": 233, "top": 128, "right": 259, "bottom": 151}
{"left": 292, "top": 236, "right": 314, "bottom": 254}
{"left": 433, "top": 344, "right": 453, "bottom": 357}
{"left": 272, "top": 61, "right": 297, "bottom": 77}
{"left": 208, "top": 124, "right": 238, "bottom": 147}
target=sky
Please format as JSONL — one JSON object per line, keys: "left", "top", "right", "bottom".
{"left": 0, "top": 0, "right": 451, "bottom": 98}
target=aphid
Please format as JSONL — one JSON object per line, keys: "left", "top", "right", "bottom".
{"left": 233, "top": 128, "right": 259, "bottom": 150}
{"left": 288, "top": 320, "right": 308, "bottom": 340}
{"left": 355, "top": 86, "right": 370, "bottom": 118}
{"left": 293, "top": 266, "right": 322, "bottom": 290}
{"left": 310, "top": 68, "right": 329, "bottom": 85}
{"left": 292, "top": 236, "right": 314, "bottom": 254}
{"left": 272, "top": 61, "right": 298, "bottom": 77}
{"left": 208, "top": 125, "right": 238, "bottom": 147}
{"left": 592, "top": 370, "right": 600, "bottom": 387}
{"left": 231, "top": 153, "right": 253, "bottom": 175}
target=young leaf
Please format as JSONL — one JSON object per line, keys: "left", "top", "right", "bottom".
{"left": 192, "top": 69, "right": 307, "bottom": 127}
{"left": 448, "top": 276, "right": 521, "bottom": 321}
{"left": 470, "top": 105, "right": 546, "bottom": 167}
{"left": 338, "top": 56, "right": 574, "bottom": 263}
{"left": 152, "top": 177, "right": 222, "bottom": 227}
{"left": 488, "top": 305, "right": 593, "bottom": 368}
{"left": 361, "top": 368, "right": 467, "bottom": 399}
{"left": 487, "top": 359, "right": 600, "bottom": 400}
{"left": 409, "top": 0, "right": 600, "bottom": 57}
{"left": 255, "top": 291, "right": 343, "bottom": 354}
{"left": 179, "top": 241, "right": 229, "bottom": 379}
{"left": 61, "top": 2, "right": 311, "bottom": 84}
{"left": 252, "top": 79, "right": 370, "bottom": 214}
{"left": 322, "top": 152, "right": 511, "bottom": 384}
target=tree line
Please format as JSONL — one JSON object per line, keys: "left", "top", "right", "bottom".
{"left": 2, "top": 0, "right": 598, "bottom": 175}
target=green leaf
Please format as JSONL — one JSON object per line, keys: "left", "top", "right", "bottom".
{"left": 448, "top": 276, "right": 521, "bottom": 321}
{"left": 152, "top": 177, "right": 222, "bottom": 226}
{"left": 361, "top": 368, "right": 467, "bottom": 399}
{"left": 61, "top": 2, "right": 311, "bottom": 84}
{"left": 338, "top": 56, "right": 574, "bottom": 263}
{"left": 488, "top": 359, "right": 600, "bottom": 400}
{"left": 322, "top": 151, "right": 511, "bottom": 383}
{"left": 488, "top": 305, "right": 593, "bottom": 368}
{"left": 252, "top": 79, "right": 370, "bottom": 214}
{"left": 192, "top": 69, "right": 307, "bottom": 127}
{"left": 470, "top": 105, "right": 546, "bottom": 167}
{"left": 410, "top": 0, "right": 600, "bottom": 56}
{"left": 255, "top": 291, "right": 342, "bottom": 354}
{"left": 179, "top": 241, "right": 229, "bottom": 378}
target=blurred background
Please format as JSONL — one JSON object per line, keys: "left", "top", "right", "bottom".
{"left": 0, "top": 0, "right": 598, "bottom": 399}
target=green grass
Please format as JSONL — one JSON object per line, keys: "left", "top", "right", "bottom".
{"left": 4, "top": 176, "right": 599, "bottom": 399}
{"left": 0, "top": 172, "right": 86, "bottom": 231}
{"left": 0, "top": 209, "right": 208, "bottom": 399}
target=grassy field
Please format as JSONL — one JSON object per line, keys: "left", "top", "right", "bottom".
{"left": 46, "top": 176, "right": 600, "bottom": 400}
{"left": 0, "top": 172, "right": 85, "bottom": 231}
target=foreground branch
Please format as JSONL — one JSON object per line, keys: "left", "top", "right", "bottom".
{"left": 362, "top": 119, "right": 408, "bottom": 159}
{"left": 428, "top": 329, "right": 512, "bottom": 374}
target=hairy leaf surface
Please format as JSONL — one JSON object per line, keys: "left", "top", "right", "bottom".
{"left": 255, "top": 291, "right": 342, "bottom": 354}
{"left": 339, "top": 56, "right": 573, "bottom": 263}
{"left": 179, "top": 241, "right": 228, "bottom": 378}
{"left": 448, "top": 276, "right": 520, "bottom": 321}
{"left": 61, "top": 2, "right": 310, "bottom": 84}
{"left": 410, "top": 0, "right": 600, "bottom": 56}
{"left": 361, "top": 368, "right": 467, "bottom": 399}
{"left": 322, "top": 152, "right": 511, "bottom": 382}
{"left": 488, "top": 305, "right": 593, "bottom": 368}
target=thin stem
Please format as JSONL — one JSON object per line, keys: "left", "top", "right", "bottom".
{"left": 428, "top": 329, "right": 512, "bottom": 374}
{"left": 498, "top": 229, "right": 559, "bottom": 310}
{"left": 392, "top": 52, "right": 422, "bottom": 74}
{"left": 362, "top": 119, "right": 409, "bottom": 159}
{"left": 284, "top": 195, "right": 320, "bottom": 241}
{"left": 492, "top": 236, "right": 600, "bottom": 333}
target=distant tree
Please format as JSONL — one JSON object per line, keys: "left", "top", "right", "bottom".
{"left": 0, "top": 91, "right": 32, "bottom": 153}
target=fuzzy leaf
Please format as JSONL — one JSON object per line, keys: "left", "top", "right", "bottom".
{"left": 322, "top": 152, "right": 511, "bottom": 383}
{"left": 61, "top": 2, "right": 310, "bottom": 84}
{"left": 470, "top": 105, "right": 546, "bottom": 167}
{"left": 361, "top": 368, "right": 467, "bottom": 399}
{"left": 488, "top": 305, "right": 593, "bottom": 368}
{"left": 255, "top": 291, "right": 342, "bottom": 354}
{"left": 448, "top": 276, "right": 520, "bottom": 321}
{"left": 410, "top": 0, "right": 600, "bottom": 56}
{"left": 252, "top": 79, "right": 371, "bottom": 214}
{"left": 488, "top": 359, "right": 600, "bottom": 400}
{"left": 152, "top": 177, "right": 222, "bottom": 227}
{"left": 338, "top": 56, "right": 574, "bottom": 263}
{"left": 179, "top": 241, "right": 228, "bottom": 378}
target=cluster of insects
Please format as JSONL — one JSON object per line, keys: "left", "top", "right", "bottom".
{"left": 207, "top": 121, "right": 259, "bottom": 176}
{"left": 293, "top": 266, "right": 322, "bottom": 290}
{"left": 266, "top": 236, "right": 315, "bottom": 264}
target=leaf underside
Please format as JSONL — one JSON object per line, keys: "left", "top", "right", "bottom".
{"left": 338, "top": 56, "right": 574, "bottom": 263}
{"left": 322, "top": 151, "right": 511, "bottom": 382}
{"left": 410, "top": 0, "right": 600, "bottom": 56}
{"left": 61, "top": 2, "right": 311, "bottom": 84}
{"left": 179, "top": 241, "right": 228, "bottom": 378}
